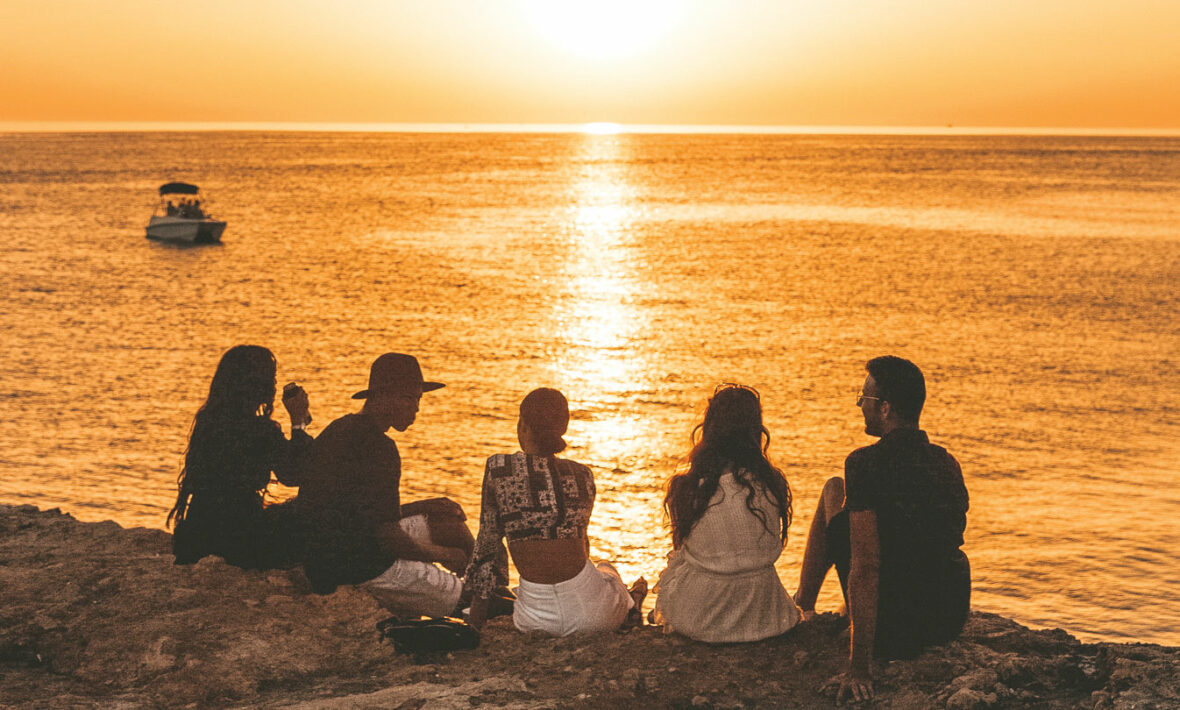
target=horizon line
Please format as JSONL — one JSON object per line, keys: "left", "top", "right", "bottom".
{"left": 1, "top": 121, "right": 1178, "bottom": 137}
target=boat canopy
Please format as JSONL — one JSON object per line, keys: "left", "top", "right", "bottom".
{"left": 158, "top": 182, "right": 200, "bottom": 196}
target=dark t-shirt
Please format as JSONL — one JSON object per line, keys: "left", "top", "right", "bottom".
{"left": 298, "top": 412, "right": 402, "bottom": 593}
{"left": 844, "top": 428, "right": 971, "bottom": 657}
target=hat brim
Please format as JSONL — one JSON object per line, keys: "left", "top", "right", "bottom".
{"left": 351, "top": 381, "right": 445, "bottom": 400}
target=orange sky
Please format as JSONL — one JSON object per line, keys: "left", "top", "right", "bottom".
{"left": 2, "top": 0, "right": 1178, "bottom": 128}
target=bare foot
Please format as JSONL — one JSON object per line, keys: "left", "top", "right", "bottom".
{"left": 793, "top": 591, "right": 817, "bottom": 622}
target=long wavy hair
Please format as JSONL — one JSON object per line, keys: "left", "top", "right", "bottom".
{"left": 167, "top": 345, "right": 277, "bottom": 528}
{"left": 663, "top": 385, "right": 793, "bottom": 549}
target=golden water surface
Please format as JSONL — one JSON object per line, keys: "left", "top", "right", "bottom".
{"left": 1, "top": 131, "right": 1177, "bottom": 644}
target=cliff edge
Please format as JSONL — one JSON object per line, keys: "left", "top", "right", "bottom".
{"left": 1, "top": 505, "right": 1176, "bottom": 709}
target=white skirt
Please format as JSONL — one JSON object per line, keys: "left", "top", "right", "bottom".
{"left": 513, "top": 559, "right": 634, "bottom": 637}
{"left": 653, "top": 547, "right": 800, "bottom": 643}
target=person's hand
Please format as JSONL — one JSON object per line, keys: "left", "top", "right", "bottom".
{"left": 417, "top": 497, "right": 466, "bottom": 520}
{"left": 281, "top": 385, "right": 311, "bottom": 426}
{"left": 821, "top": 670, "right": 874, "bottom": 705}
{"left": 793, "top": 592, "right": 817, "bottom": 622}
{"left": 437, "top": 546, "right": 468, "bottom": 575}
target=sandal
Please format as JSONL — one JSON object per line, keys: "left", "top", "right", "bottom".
{"left": 622, "top": 577, "right": 648, "bottom": 629}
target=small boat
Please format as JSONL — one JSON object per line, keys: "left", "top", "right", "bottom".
{"left": 145, "top": 182, "right": 227, "bottom": 244}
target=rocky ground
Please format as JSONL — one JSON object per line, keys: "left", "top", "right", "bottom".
{"left": 1, "top": 504, "right": 1177, "bottom": 709}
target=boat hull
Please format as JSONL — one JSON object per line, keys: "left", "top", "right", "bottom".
{"left": 145, "top": 216, "right": 227, "bottom": 244}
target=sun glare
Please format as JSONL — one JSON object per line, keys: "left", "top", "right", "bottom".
{"left": 521, "top": 0, "right": 679, "bottom": 60}
{"left": 583, "top": 122, "right": 623, "bottom": 134}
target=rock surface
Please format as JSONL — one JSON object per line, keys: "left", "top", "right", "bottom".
{"left": 2, "top": 504, "right": 1177, "bottom": 709}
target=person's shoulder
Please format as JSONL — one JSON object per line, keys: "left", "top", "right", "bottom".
{"left": 927, "top": 440, "right": 954, "bottom": 457}
{"left": 319, "top": 413, "right": 372, "bottom": 436}
{"left": 486, "top": 452, "right": 512, "bottom": 468}
{"left": 926, "top": 440, "right": 963, "bottom": 473}
{"left": 845, "top": 441, "right": 883, "bottom": 469}
{"left": 313, "top": 414, "right": 350, "bottom": 442}
{"left": 558, "top": 457, "right": 594, "bottom": 476}
{"left": 924, "top": 437, "right": 955, "bottom": 456}
{"left": 316, "top": 414, "right": 390, "bottom": 448}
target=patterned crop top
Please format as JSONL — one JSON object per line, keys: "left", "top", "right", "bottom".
{"left": 464, "top": 452, "right": 596, "bottom": 599}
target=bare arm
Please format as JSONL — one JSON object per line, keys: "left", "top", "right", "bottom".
{"left": 841, "top": 509, "right": 880, "bottom": 702}
{"left": 401, "top": 497, "right": 466, "bottom": 520}
{"left": 466, "top": 462, "right": 509, "bottom": 630}
{"left": 376, "top": 520, "right": 466, "bottom": 574}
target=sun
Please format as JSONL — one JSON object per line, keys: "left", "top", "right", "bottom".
{"left": 521, "top": 0, "right": 679, "bottom": 60}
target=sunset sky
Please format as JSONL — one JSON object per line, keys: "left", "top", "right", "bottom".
{"left": 2, "top": 0, "right": 1178, "bottom": 129}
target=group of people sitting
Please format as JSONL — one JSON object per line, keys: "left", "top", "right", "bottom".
{"left": 169, "top": 346, "right": 970, "bottom": 701}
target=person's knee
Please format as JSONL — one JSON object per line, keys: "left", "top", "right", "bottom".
{"left": 821, "top": 477, "right": 845, "bottom": 519}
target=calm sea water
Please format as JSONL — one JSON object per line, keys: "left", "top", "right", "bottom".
{"left": 1, "top": 131, "right": 1177, "bottom": 645}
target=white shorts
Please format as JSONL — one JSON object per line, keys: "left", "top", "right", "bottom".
{"left": 513, "top": 559, "right": 634, "bottom": 637}
{"left": 357, "top": 515, "right": 461, "bottom": 618}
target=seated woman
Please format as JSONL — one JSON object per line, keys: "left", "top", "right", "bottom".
{"left": 652, "top": 384, "right": 800, "bottom": 643}
{"left": 167, "top": 345, "right": 313, "bottom": 570}
{"left": 465, "top": 388, "right": 645, "bottom": 636}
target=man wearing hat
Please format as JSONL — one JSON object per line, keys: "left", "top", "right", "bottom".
{"left": 299, "top": 353, "right": 471, "bottom": 617}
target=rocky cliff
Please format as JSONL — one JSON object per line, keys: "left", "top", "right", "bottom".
{"left": 1, "top": 505, "right": 1175, "bottom": 709}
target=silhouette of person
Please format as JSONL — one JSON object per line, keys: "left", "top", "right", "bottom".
{"left": 298, "top": 353, "right": 472, "bottom": 618}
{"left": 168, "top": 345, "right": 313, "bottom": 570}
{"left": 794, "top": 356, "right": 970, "bottom": 704}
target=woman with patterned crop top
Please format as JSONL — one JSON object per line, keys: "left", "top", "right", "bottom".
{"left": 465, "top": 388, "right": 646, "bottom": 636}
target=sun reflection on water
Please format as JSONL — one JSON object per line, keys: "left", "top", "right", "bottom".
{"left": 547, "top": 135, "right": 666, "bottom": 581}
{"left": 550, "top": 135, "right": 649, "bottom": 414}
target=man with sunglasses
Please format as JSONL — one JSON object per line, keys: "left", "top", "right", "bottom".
{"left": 794, "top": 356, "right": 970, "bottom": 705}
{"left": 299, "top": 353, "right": 472, "bottom": 617}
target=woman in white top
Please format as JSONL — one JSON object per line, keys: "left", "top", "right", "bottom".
{"left": 653, "top": 383, "right": 801, "bottom": 643}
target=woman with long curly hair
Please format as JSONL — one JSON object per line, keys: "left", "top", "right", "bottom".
{"left": 652, "top": 383, "right": 800, "bottom": 642}
{"left": 167, "top": 345, "right": 313, "bottom": 569}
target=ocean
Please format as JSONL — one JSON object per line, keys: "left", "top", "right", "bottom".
{"left": 1, "top": 130, "right": 1177, "bottom": 645}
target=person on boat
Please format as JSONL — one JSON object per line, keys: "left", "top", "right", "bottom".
{"left": 167, "top": 345, "right": 313, "bottom": 570}
{"left": 298, "top": 353, "right": 474, "bottom": 618}
{"left": 793, "top": 356, "right": 970, "bottom": 704}
{"left": 465, "top": 387, "right": 646, "bottom": 635}
{"left": 166, "top": 200, "right": 177, "bottom": 216}
{"left": 651, "top": 383, "right": 800, "bottom": 643}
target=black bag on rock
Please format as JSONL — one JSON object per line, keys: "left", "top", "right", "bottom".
{"left": 376, "top": 616, "right": 481, "bottom": 655}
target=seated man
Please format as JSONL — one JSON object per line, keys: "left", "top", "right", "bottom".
{"left": 794, "top": 356, "right": 971, "bottom": 703}
{"left": 299, "top": 352, "right": 471, "bottom": 617}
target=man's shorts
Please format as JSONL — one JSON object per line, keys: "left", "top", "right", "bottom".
{"left": 358, "top": 515, "right": 463, "bottom": 618}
